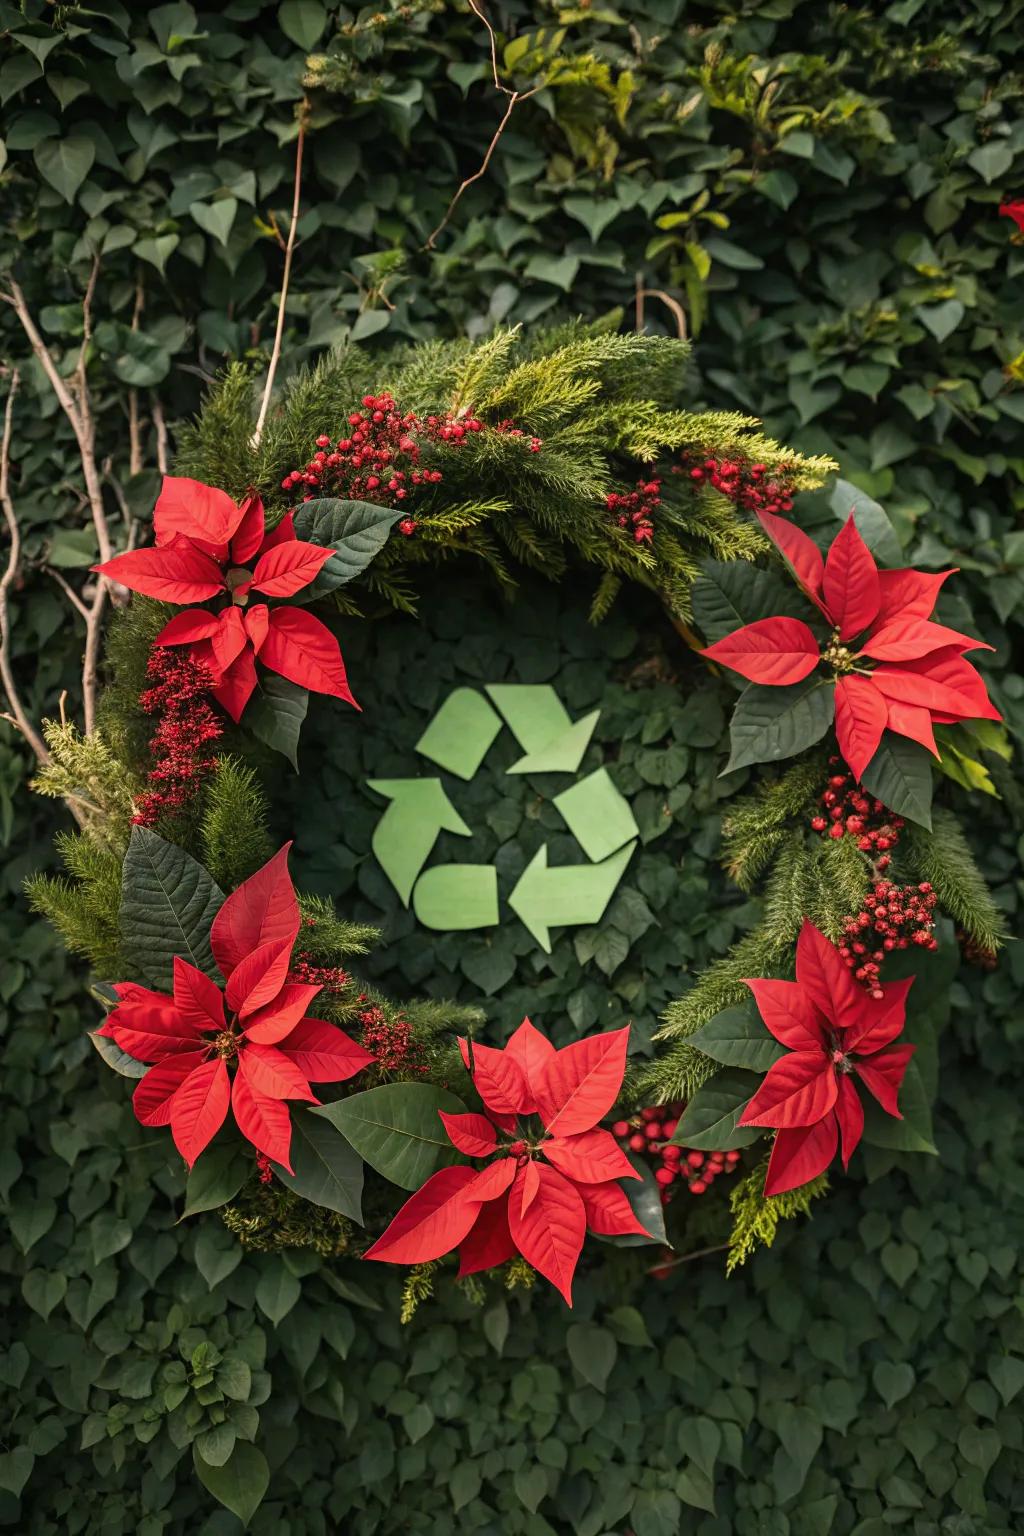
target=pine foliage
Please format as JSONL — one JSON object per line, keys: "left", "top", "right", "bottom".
{"left": 726, "top": 1158, "right": 829, "bottom": 1273}
{"left": 200, "top": 757, "right": 274, "bottom": 890}
{"left": 903, "top": 810, "right": 1008, "bottom": 952}
{"left": 173, "top": 320, "right": 835, "bottom": 621}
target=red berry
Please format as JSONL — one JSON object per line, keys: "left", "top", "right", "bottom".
{"left": 655, "top": 1166, "right": 676, "bottom": 1186}
{"left": 628, "top": 1133, "right": 646, "bottom": 1153}
{"left": 644, "top": 1122, "right": 662, "bottom": 1140}
{"left": 611, "top": 1120, "right": 630, "bottom": 1139}
{"left": 689, "top": 1180, "right": 707, "bottom": 1195}
{"left": 686, "top": 1150, "right": 704, "bottom": 1169}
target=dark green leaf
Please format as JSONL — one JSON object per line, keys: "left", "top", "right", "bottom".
{"left": 671, "top": 1068, "right": 764, "bottom": 1150}
{"left": 193, "top": 1441, "right": 269, "bottom": 1528}
{"left": 829, "top": 479, "right": 903, "bottom": 565}
{"left": 861, "top": 732, "right": 933, "bottom": 829}
{"left": 245, "top": 674, "right": 309, "bottom": 769}
{"left": 33, "top": 133, "right": 94, "bottom": 200}
{"left": 271, "top": 1107, "right": 364, "bottom": 1220}
{"left": 292, "top": 498, "right": 403, "bottom": 598}
{"left": 688, "top": 1003, "right": 787, "bottom": 1073}
{"left": 692, "top": 559, "right": 808, "bottom": 644}
{"left": 89, "top": 1030, "right": 147, "bottom": 1078}
{"left": 312, "top": 1083, "right": 467, "bottom": 1190}
{"left": 861, "top": 1058, "right": 936, "bottom": 1155}
{"left": 119, "top": 826, "right": 224, "bottom": 989}
{"left": 182, "top": 1142, "right": 252, "bottom": 1218}
{"left": 595, "top": 1154, "right": 666, "bottom": 1248}
{"left": 724, "top": 677, "right": 835, "bottom": 773}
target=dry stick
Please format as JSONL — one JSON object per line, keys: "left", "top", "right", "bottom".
{"left": 0, "top": 371, "right": 50, "bottom": 765}
{"left": 252, "top": 112, "right": 308, "bottom": 450}
{"left": 127, "top": 276, "right": 145, "bottom": 476}
{"left": 425, "top": 0, "right": 540, "bottom": 250}
{"left": 152, "top": 397, "right": 170, "bottom": 474}
{"left": 634, "top": 274, "right": 688, "bottom": 341}
{"left": 647, "top": 1242, "right": 729, "bottom": 1274}
{"left": 2, "top": 270, "right": 113, "bottom": 733}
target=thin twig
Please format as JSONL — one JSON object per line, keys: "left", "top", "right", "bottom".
{"left": 46, "top": 567, "right": 91, "bottom": 621}
{"left": 647, "top": 1242, "right": 729, "bottom": 1274}
{"left": 252, "top": 108, "right": 308, "bottom": 449}
{"left": 424, "top": 1, "right": 540, "bottom": 250}
{"left": 635, "top": 274, "right": 688, "bottom": 339}
{"left": 0, "top": 370, "right": 50, "bottom": 764}
{"left": 128, "top": 275, "right": 145, "bottom": 475}
{"left": 152, "top": 397, "right": 170, "bottom": 474}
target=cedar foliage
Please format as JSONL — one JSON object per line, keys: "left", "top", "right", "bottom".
{"left": 173, "top": 320, "right": 835, "bottom": 621}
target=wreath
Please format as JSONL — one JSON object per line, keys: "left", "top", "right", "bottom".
{"left": 29, "top": 321, "right": 1006, "bottom": 1305}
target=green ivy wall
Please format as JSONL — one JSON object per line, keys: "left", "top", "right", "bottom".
{"left": 1, "top": 1, "right": 1023, "bottom": 1530}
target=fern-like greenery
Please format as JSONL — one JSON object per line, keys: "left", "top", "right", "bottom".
{"left": 173, "top": 318, "right": 835, "bottom": 621}
{"left": 726, "top": 1158, "right": 829, "bottom": 1273}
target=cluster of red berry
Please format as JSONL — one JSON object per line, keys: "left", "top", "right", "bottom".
{"left": 677, "top": 453, "right": 796, "bottom": 517}
{"left": 493, "top": 419, "right": 542, "bottom": 454}
{"left": 289, "top": 951, "right": 351, "bottom": 994}
{"left": 133, "top": 649, "right": 223, "bottom": 825}
{"left": 255, "top": 1151, "right": 273, "bottom": 1185}
{"left": 358, "top": 1004, "right": 427, "bottom": 1076}
{"left": 607, "top": 477, "right": 661, "bottom": 545}
{"left": 810, "top": 761, "right": 904, "bottom": 869}
{"left": 840, "top": 880, "right": 938, "bottom": 996}
{"left": 611, "top": 1103, "right": 741, "bottom": 1203}
{"left": 280, "top": 393, "right": 485, "bottom": 521}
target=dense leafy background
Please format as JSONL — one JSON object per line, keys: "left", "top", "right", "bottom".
{"left": 2, "top": 0, "right": 1024, "bottom": 1529}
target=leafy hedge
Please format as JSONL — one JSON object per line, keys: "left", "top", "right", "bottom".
{"left": 2, "top": 0, "right": 1023, "bottom": 1530}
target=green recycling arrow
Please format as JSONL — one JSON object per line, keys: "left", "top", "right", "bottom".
{"left": 508, "top": 840, "right": 637, "bottom": 953}
{"left": 367, "top": 779, "right": 471, "bottom": 906}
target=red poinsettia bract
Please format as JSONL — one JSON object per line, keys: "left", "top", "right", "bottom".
{"left": 738, "top": 920, "right": 915, "bottom": 1196}
{"left": 363, "top": 1019, "right": 650, "bottom": 1304}
{"left": 95, "top": 476, "right": 355, "bottom": 723}
{"left": 1000, "top": 199, "right": 1024, "bottom": 233}
{"left": 702, "top": 512, "right": 1000, "bottom": 779}
{"left": 101, "top": 845, "right": 374, "bottom": 1170}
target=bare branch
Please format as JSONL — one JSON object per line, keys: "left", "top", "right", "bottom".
{"left": 152, "top": 397, "right": 170, "bottom": 474}
{"left": 128, "top": 275, "right": 145, "bottom": 475}
{"left": 46, "top": 566, "right": 91, "bottom": 621}
{"left": 0, "top": 370, "right": 50, "bottom": 765}
{"left": 424, "top": 5, "right": 539, "bottom": 250}
{"left": 252, "top": 106, "right": 309, "bottom": 449}
{"left": 635, "top": 276, "right": 688, "bottom": 340}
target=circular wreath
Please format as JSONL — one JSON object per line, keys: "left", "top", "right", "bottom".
{"left": 30, "top": 322, "right": 1006, "bottom": 1304}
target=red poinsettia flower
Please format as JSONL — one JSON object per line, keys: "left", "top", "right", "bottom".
{"left": 363, "top": 1019, "right": 650, "bottom": 1304}
{"left": 1000, "top": 199, "right": 1024, "bottom": 232}
{"left": 703, "top": 511, "right": 1000, "bottom": 779}
{"left": 95, "top": 476, "right": 356, "bottom": 723}
{"left": 738, "top": 919, "right": 915, "bottom": 1196}
{"left": 100, "top": 844, "right": 374, "bottom": 1170}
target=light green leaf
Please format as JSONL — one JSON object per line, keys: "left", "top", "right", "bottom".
{"left": 829, "top": 479, "right": 903, "bottom": 565}
{"left": 312, "top": 1082, "right": 467, "bottom": 1190}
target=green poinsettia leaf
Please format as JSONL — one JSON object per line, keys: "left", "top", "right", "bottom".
{"left": 271, "top": 1107, "right": 365, "bottom": 1220}
{"left": 860, "top": 732, "right": 933, "bottom": 829}
{"left": 245, "top": 674, "right": 309, "bottom": 769}
{"left": 724, "top": 677, "right": 835, "bottom": 773}
{"left": 688, "top": 1003, "right": 787, "bottom": 1074}
{"left": 860, "top": 1058, "right": 936, "bottom": 1155}
{"left": 693, "top": 559, "right": 809, "bottom": 644}
{"left": 671, "top": 1067, "right": 764, "bottom": 1151}
{"left": 119, "top": 826, "right": 224, "bottom": 990}
{"left": 292, "top": 498, "right": 404, "bottom": 598}
{"left": 89, "top": 1030, "right": 147, "bottom": 1079}
{"left": 595, "top": 1153, "right": 668, "bottom": 1248}
{"left": 312, "top": 1082, "right": 467, "bottom": 1190}
{"left": 182, "top": 1141, "right": 252, "bottom": 1218}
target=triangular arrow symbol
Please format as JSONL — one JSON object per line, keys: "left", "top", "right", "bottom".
{"left": 366, "top": 779, "right": 471, "bottom": 906}
{"left": 508, "top": 840, "right": 637, "bottom": 952}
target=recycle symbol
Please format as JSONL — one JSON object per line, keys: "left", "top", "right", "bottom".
{"left": 367, "top": 685, "right": 639, "bottom": 952}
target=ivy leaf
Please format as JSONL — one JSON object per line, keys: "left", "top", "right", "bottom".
{"left": 292, "top": 498, "right": 403, "bottom": 598}
{"left": 278, "top": 0, "right": 328, "bottom": 49}
{"left": 312, "top": 1082, "right": 467, "bottom": 1190}
{"left": 692, "top": 559, "right": 808, "bottom": 644}
{"left": 271, "top": 1107, "right": 364, "bottom": 1220}
{"left": 245, "top": 674, "right": 308, "bottom": 769}
{"left": 193, "top": 1440, "right": 269, "bottom": 1528}
{"left": 119, "top": 826, "right": 224, "bottom": 990}
{"left": 688, "top": 1004, "right": 787, "bottom": 1073}
{"left": 190, "top": 197, "right": 238, "bottom": 247}
{"left": 182, "top": 1140, "right": 252, "bottom": 1217}
{"left": 33, "top": 133, "right": 94, "bottom": 201}
{"left": 724, "top": 677, "right": 835, "bottom": 773}
{"left": 671, "top": 1068, "right": 764, "bottom": 1151}
{"left": 860, "top": 732, "right": 933, "bottom": 829}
